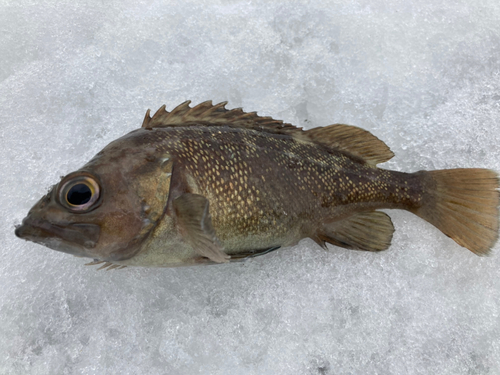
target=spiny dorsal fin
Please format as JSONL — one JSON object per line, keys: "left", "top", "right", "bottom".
{"left": 142, "top": 100, "right": 303, "bottom": 136}
{"left": 306, "top": 124, "right": 394, "bottom": 166}
{"left": 143, "top": 101, "right": 394, "bottom": 166}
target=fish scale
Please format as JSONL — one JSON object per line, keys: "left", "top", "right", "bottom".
{"left": 15, "top": 101, "right": 499, "bottom": 268}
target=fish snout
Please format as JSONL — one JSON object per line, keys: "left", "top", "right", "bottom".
{"left": 15, "top": 216, "right": 101, "bottom": 254}
{"left": 14, "top": 222, "right": 30, "bottom": 239}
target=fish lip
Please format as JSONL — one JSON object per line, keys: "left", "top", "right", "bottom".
{"left": 15, "top": 217, "right": 100, "bottom": 250}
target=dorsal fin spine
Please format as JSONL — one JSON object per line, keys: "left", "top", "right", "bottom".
{"left": 169, "top": 101, "right": 190, "bottom": 118}
{"left": 185, "top": 100, "right": 213, "bottom": 118}
{"left": 141, "top": 109, "right": 152, "bottom": 128}
{"left": 200, "top": 102, "right": 227, "bottom": 118}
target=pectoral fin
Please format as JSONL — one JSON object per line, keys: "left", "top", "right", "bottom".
{"left": 315, "top": 211, "right": 394, "bottom": 252}
{"left": 173, "top": 193, "right": 230, "bottom": 263}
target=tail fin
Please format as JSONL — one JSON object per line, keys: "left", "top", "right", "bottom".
{"left": 413, "top": 169, "right": 499, "bottom": 255}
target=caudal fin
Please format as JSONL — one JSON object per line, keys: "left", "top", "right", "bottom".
{"left": 413, "top": 169, "right": 499, "bottom": 255}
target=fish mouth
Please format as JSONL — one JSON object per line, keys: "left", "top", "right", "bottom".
{"left": 15, "top": 217, "right": 100, "bottom": 255}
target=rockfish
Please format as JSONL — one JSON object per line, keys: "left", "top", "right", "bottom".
{"left": 15, "top": 101, "right": 499, "bottom": 269}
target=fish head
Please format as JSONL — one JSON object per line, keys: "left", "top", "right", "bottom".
{"left": 15, "top": 129, "right": 173, "bottom": 262}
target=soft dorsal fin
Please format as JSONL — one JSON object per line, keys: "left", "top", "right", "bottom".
{"left": 142, "top": 100, "right": 302, "bottom": 137}
{"left": 306, "top": 124, "right": 394, "bottom": 166}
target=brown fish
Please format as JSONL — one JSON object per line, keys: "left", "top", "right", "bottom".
{"left": 15, "top": 101, "right": 499, "bottom": 268}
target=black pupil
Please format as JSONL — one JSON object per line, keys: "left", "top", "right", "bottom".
{"left": 67, "top": 183, "right": 92, "bottom": 206}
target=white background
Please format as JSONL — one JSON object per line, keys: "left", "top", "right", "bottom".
{"left": 1, "top": 1, "right": 499, "bottom": 374}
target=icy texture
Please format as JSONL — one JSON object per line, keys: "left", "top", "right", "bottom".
{"left": 1, "top": 1, "right": 500, "bottom": 374}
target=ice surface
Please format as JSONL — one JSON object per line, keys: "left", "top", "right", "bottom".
{"left": 1, "top": 0, "right": 500, "bottom": 374}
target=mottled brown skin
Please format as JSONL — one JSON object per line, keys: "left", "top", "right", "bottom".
{"left": 152, "top": 125, "right": 422, "bottom": 255}
{"left": 15, "top": 102, "right": 499, "bottom": 267}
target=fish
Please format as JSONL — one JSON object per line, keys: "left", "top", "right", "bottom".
{"left": 15, "top": 101, "right": 500, "bottom": 268}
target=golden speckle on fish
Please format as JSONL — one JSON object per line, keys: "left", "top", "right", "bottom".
{"left": 14, "top": 100, "right": 500, "bottom": 268}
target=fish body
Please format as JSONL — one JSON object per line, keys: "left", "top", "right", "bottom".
{"left": 15, "top": 101, "right": 499, "bottom": 267}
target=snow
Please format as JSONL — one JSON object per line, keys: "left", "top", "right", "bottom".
{"left": 1, "top": 1, "right": 500, "bottom": 374}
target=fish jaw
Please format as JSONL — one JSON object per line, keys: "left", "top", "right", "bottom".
{"left": 15, "top": 217, "right": 100, "bottom": 257}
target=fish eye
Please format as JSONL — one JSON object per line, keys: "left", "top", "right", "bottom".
{"left": 58, "top": 173, "right": 101, "bottom": 212}
{"left": 67, "top": 183, "right": 92, "bottom": 205}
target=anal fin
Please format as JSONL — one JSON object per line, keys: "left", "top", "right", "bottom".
{"left": 316, "top": 211, "right": 394, "bottom": 252}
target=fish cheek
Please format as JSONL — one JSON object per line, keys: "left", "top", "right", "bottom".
{"left": 87, "top": 152, "right": 172, "bottom": 261}
{"left": 96, "top": 208, "right": 145, "bottom": 261}
{"left": 86, "top": 178, "right": 146, "bottom": 261}
{"left": 96, "top": 176, "right": 169, "bottom": 261}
